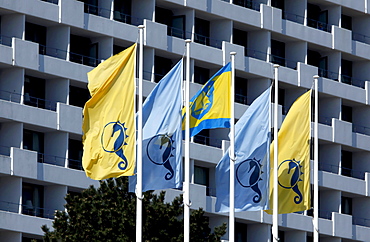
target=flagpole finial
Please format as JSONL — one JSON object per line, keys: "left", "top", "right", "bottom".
{"left": 185, "top": 39, "right": 191, "bottom": 43}
{"left": 230, "top": 51, "right": 237, "bottom": 56}
{"left": 313, "top": 75, "right": 320, "bottom": 79}
{"left": 273, "top": 64, "right": 280, "bottom": 68}
{"left": 138, "top": 25, "right": 145, "bottom": 29}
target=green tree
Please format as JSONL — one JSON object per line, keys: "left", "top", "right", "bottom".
{"left": 42, "top": 177, "right": 226, "bottom": 241}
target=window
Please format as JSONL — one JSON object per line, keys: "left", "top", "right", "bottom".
{"left": 341, "top": 196, "right": 352, "bottom": 215}
{"left": 194, "top": 18, "right": 210, "bottom": 46}
{"left": 271, "top": 40, "right": 285, "bottom": 66}
{"left": 233, "top": 29, "right": 248, "bottom": 56}
{"left": 68, "top": 139, "right": 83, "bottom": 170}
{"left": 193, "top": 129, "right": 210, "bottom": 146}
{"left": 154, "top": 56, "right": 173, "bottom": 83}
{"left": 78, "top": 0, "right": 98, "bottom": 15}
{"left": 23, "top": 129, "right": 44, "bottom": 162}
{"left": 114, "top": 0, "right": 131, "bottom": 24}
{"left": 307, "top": 4, "right": 329, "bottom": 32}
{"left": 341, "top": 105, "right": 352, "bottom": 123}
{"left": 235, "top": 222, "right": 247, "bottom": 242}
{"left": 341, "top": 59, "right": 352, "bottom": 85}
{"left": 235, "top": 77, "right": 248, "bottom": 104}
{"left": 70, "top": 35, "right": 98, "bottom": 67}
{"left": 341, "top": 14, "right": 352, "bottom": 31}
{"left": 24, "top": 76, "right": 46, "bottom": 109}
{"left": 25, "top": 22, "right": 46, "bottom": 54}
{"left": 194, "top": 66, "right": 209, "bottom": 85}
{"left": 22, "top": 183, "right": 44, "bottom": 217}
{"left": 69, "top": 85, "right": 90, "bottom": 108}
{"left": 271, "top": 0, "right": 284, "bottom": 11}
{"left": 341, "top": 150, "right": 352, "bottom": 177}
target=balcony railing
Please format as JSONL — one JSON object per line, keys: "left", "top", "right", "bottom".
{"left": 353, "top": 124, "right": 370, "bottom": 136}
{"left": 233, "top": 0, "right": 260, "bottom": 11}
{"left": 194, "top": 33, "right": 223, "bottom": 49}
{"left": 0, "top": 200, "right": 56, "bottom": 219}
{"left": 307, "top": 18, "right": 331, "bottom": 32}
{"left": 36, "top": 152, "right": 83, "bottom": 171}
{"left": 39, "top": 45, "right": 68, "bottom": 60}
{"left": 353, "top": 216, "right": 370, "bottom": 227}
{"left": 82, "top": 3, "right": 143, "bottom": 26}
{"left": 40, "top": 0, "right": 58, "bottom": 4}
{"left": 353, "top": 32, "right": 370, "bottom": 46}
{"left": 69, "top": 52, "right": 102, "bottom": 67}
{"left": 319, "top": 163, "right": 366, "bottom": 180}
{"left": 0, "top": 89, "right": 57, "bottom": 111}
{"left": 193, "top": 135, "right": 223, "bottom": 148}
{"left": 0, "top": 34, "right": 12, "bottom": 47}
{"left": 283, "top": 11, "right": 305, "bottom": 24}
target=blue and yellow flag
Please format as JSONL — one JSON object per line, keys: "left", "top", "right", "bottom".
{"left": 82, "top": 44, "right": 136, "bottom": 180}
{"left": 182, "top": 63, "right": 231, "bottom": 137}
{"left": 266, "top": 90, "right": 311, "bottom": 214}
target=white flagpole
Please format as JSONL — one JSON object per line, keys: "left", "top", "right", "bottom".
{"left": 313, "top": 75, "right": 319, "bottom": 242}
{"left": 136, "top": 25, "right": 144, "bottom": 242}
{"left": 184, "top": 39, "right": 191, "bottom": 242}
{"left": 229, "top": 51, "right": 236, "bottom": 242}
{"left": 273, "top": 64, "right": 279, "bottom": 242}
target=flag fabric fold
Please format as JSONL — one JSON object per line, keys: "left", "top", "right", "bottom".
{"left": 129, "top": 60, "right": 183, "bottom": 192}
{"left": 266, "top": 90, "right": 312, "bottom": 214}
{"left": 82, "top": 44, "right": 136, "bottom": 180}
{"left": 182, "top": 63, "right": 231, "bottom": 137}
{"left": 215, "top": 87, "right": 271, "bottom": 212}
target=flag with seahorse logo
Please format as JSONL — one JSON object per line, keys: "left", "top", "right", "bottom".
{"left": 129, "top": 59, "right": 183, "bottom": 192}
{"left": 265, "top": 90, "right": 312, "bottom": 214}
{"left": 215, "top": 86, "right": 271, "bottom": 212}
{"left": 182, "top": 63, "right": 231, "bottom": 137}
{"left": 82, "top": 44, "right": 136, "bottom": 180}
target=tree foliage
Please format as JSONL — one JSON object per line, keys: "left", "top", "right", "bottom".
{"left": 42, "top": 177, "right": 226, "bottom": 241}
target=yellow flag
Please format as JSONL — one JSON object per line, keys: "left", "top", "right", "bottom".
{"left": 266, "top": 90, "right": 311, "bottom": 214}
{"left": 82, "top": 44, "right": 136, "bottom": 180}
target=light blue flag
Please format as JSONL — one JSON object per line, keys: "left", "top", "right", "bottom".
{"left": 215, "top": 86, "right": 271, "bottom": 212}
{"left": 129, "top": 60, "right": 183, "bottom": 192}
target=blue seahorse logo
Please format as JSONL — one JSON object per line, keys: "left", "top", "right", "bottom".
{"left": 236, "top": 158, "right": 263, "bottom": 203}
{"left": 146, "top": 134, "right": 175, "bottom": 180}
{"left": 191, "top": 80, "right": 215, "bottom": 120}
{"left": 278, "top": 159, "right": 303, "bottom": 204}
{"left": 101, "top": 121, "right": 128, "bottom": 170}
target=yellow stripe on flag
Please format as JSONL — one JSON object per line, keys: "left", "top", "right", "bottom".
{"left": 266, "top": 90, "right": 311, "bottom": 214}
{"left": 82, "top": 44, "right": 136, "bottom": 180}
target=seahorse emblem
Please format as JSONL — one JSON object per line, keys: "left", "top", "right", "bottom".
{"left": 101, "top": 121, "right": 129, "bottom": 170}
{"left": 236, "top": 158, "right": 263, "bottom": 203}
{"left": 146, "top": 134, "right": 175, "bottom": 180}
{"left": 278, "top": 159, "right": 303, "bottom": 204}
{"left": 191, "top": 80, "right": 214, "bottom": 120}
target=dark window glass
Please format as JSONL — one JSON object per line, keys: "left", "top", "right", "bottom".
{"left": 341, "top": 59, "right": 352, "bottom": 84}
{"left": 68, "top": 139, "right": 83, "bottom": 170}
{"left": 114, "top": 0, "right": 131, "bottom": 23}
{"left": 235, "top": 222, "right": 247, "bottom": 242}
{"left": 194, "top": 66, "right": 209, "bottom": 85}
{"left": 24, "top": 76, "right": 46, "bottom": 109}
{"left": 341, "top": 150, "right": 352, "bottom": 177}
{"left": 154, "top": 56, "right": 173, "bottom": 83}
{"left": 341, "top": 14, "right": 352, "bottom": 30}
{"left": 342, "top": 105, "right": 352, "bottom": 123}
{"left": 70, "top": 35, "right": 98, "bottom": 67}
{"left": 23, "top": 129, "right": 44, "bottom": 161}
{"left": 193, "top": 129, "right": 210, "bottom": 146}
{"left": 271, "top": 39, "right": 285, "bottom": 66}
{"left": 25, "top": 22, "right": 46, "bottom": 54}
{"left": 235, "top": 77, "right": 248, "bottom": 104}
{"left": 22, "top": 183, "right": 44, "bottom": 217}
{"left": 69, "top": 86, "right": 90, "bottom": 108}
{"left": 271, "top": 0, "right": 284, "bottom": 11}
{"left": 194, "top": 18, "right": 210, "bottom": 46}
{"left": 341, "top": 196, "right": 352, "bottom": 215}
{"left": 233, "top": 29, "right": 248, "bottom": 56}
